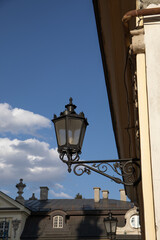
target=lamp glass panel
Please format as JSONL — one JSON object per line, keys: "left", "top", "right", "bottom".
{"left": 55, "top": 119, "right": 66, "bottom": 146}
{"left": 104, "top": 221, "right": 111, "bottom": 233}
{"left": 111, "top": 221, "right": 117, "bottom": 233}
{"left": 79, "top": 123, "right": 86, "bottom": 148}
{"left": 68, "top": 118, "right": 82, "bottom": 145}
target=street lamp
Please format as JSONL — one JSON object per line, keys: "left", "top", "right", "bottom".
{"left": 52, "top": 97, "right": 88, "bottom": 173}
{"left": 104, "top": 212, "right": 118, "bottom": 240}
{"left": 52, "top": 98, "right": 141, "bottom": 186}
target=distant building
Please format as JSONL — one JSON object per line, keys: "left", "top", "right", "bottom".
{"left": 0, "top": 180, "right": 141, "bottom": 240}
{"left": 0, "top": 190, "right": 30, "bottom": 239}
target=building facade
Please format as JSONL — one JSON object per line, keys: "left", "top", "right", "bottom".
{"left": 0, "top": 182, "right": 141, "bottom": 239}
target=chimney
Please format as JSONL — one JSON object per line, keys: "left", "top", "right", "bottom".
{"left": 119, "top": 189, "right": 127, "bottom": 201}
{"left": 102, "top": 190, "right": 109, "bottom": 199}
{"left": 93, "top": 187, "right": 101, "bottom": 203}
{"left": 40, "top": 187, "right": 49, "bottom": 200}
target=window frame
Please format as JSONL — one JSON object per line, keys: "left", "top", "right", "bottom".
{"left": 53, "top": 215, "right": 63, "bottom": 229}
{"left": 0, "top": 219, "right": 10, "bottom": 238}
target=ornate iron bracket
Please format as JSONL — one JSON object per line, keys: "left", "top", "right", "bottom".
{"left": 60, "top": 153, "right": 141, "bottom": 186}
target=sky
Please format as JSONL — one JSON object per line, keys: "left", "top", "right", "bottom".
{"left": 0, "top": 0, "right": 124, "bottom": 201}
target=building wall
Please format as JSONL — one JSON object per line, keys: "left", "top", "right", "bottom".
{"left": 144, "top": 5, "right": 160, "bottom": 239}
{"left": 135, "top": 35, "right": 156, "bottom": 240}
{"left": 0, "top": 211, "right": 29, "bottom": 240}
{"left": 21, "top": 208, "right": 140, "bottom": 239}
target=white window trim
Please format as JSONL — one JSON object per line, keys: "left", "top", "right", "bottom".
{"left": 53, "top": 215, "right": 63, "bottom": 229}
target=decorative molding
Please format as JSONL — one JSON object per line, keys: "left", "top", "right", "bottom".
{"left": 117, "top": 207, "right": 141, "bottom": 235}
{"left": 140, "top": 0, "right": 160, "bottom": 9}
{"left": 130, "top": 28, "right": 145, "bottom": 54}
{"left": 12, "top": 219, "right": 21, "bottom": 239}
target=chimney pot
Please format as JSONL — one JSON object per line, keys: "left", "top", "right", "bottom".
{"left": 40, "top": 187, "right": 49, "bottom": 200}
{"left": 102, "top": 190, "right": 109, "bottom": 199}
{"left": 119, "top": 189, "right": 127, "bottom": 201}
{"left": 93, "top": 187, "right": 101, "bottom": 203}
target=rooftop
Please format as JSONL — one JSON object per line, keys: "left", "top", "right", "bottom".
{"left": 24, "top": 198, "right": 134, "bottom": 212}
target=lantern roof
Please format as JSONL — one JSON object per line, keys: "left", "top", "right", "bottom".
{"left": 53, "top": 97, "right": 88, "bottom": 124}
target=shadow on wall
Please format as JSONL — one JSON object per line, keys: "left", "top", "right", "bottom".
{"left": 76, "top": 209, "right": 104, "bottom": 239}
{"left": 21, "top": 215, "right": 49, "bottom": 239}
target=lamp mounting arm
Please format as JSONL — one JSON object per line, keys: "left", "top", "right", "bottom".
{"left": 60, "top": 155, "right": 141, "bottom": 186}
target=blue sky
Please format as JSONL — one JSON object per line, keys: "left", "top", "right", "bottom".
{"left": 0, "top": 0, "right": 124, "bottom": 201}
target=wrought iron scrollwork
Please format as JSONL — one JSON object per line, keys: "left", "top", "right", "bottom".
{"left": 59, "top": 152, "right": 80, "bottom": 173}
{"left": 59, "top": 153, "right": 141, "bottom": 186}
{"left": 73, "top": 164, "right": 91, "bottom": 176}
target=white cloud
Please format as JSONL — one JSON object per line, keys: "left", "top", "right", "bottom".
{"left": 23, "top": 185, "right": 72, "bottom": 200}
{"left": 50, "top": 189, "right": 72, "bottom": 199}
{"left": 0, "top": 138, "right": 67, "bottom": 185}
{"left": 54, "top": 183, "right": 64, "bottom": 190}
{"left": 0, "top": 103, "right": 51, "bottom": 135}
{"left": 0, "top": 103, "right": 74, "bottom": 199}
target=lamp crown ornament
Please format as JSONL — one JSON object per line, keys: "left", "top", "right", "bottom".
{"left": 65, "top": 97, "right": 77, "bottom": 113}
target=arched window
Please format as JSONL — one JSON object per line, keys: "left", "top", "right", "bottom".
{"left": 53, "top": 216, "right": 63, "bottom": 228}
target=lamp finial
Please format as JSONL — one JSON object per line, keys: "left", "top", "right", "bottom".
{"left": 69, "top": 97, "right": 73, "bottom": 104}
{"left": 65, "top": 97, "right": 76, "bottom": 113}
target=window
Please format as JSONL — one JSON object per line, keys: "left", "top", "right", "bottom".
{"left": 130, "top": 215, "right": 140, "bottom": 229}
{"left": 0, "top": 220, "right": 9, "bottom": 238}
{"left": 53, "top": 216, "right": 63, "bottom": 228}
